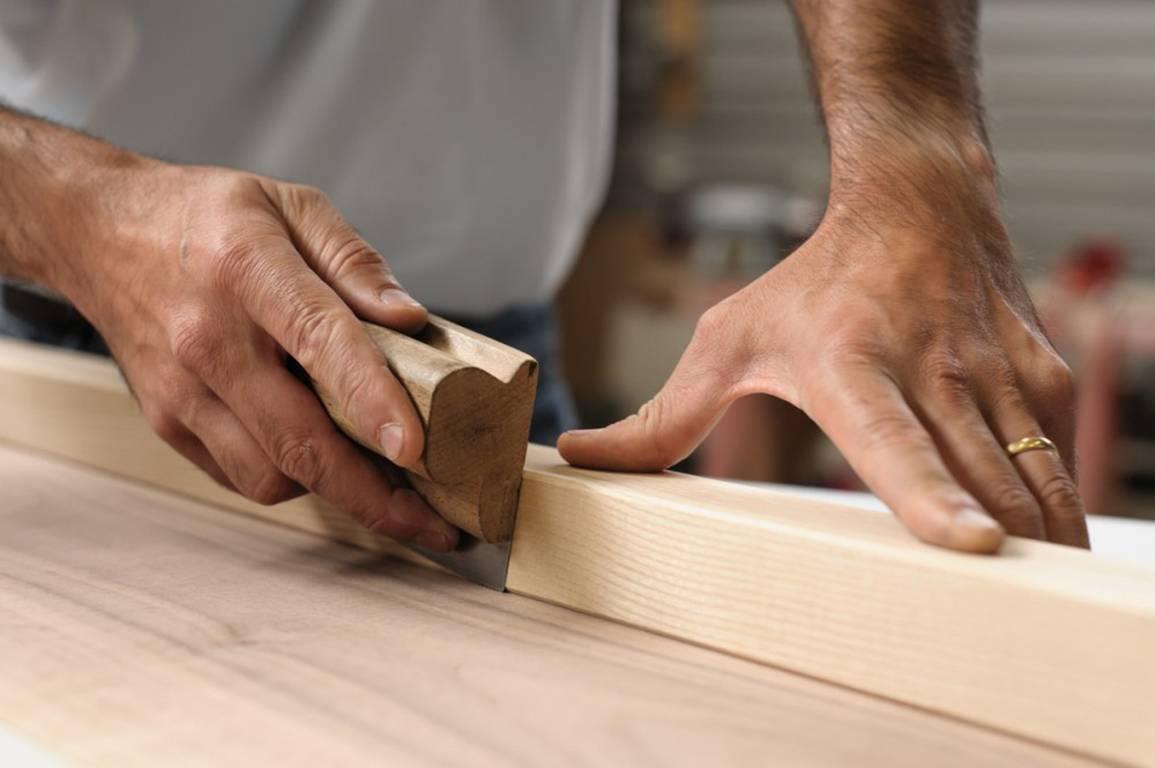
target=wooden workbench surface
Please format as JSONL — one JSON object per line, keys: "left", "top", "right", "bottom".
{"left": 0, "top": 445, "right": 1101, "bottom": 767}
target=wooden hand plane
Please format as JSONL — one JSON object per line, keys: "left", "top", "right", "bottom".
{"left": 312, "top": 314, "right": 538, "bottom": 588}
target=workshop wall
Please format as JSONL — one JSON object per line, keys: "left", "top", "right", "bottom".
{"left": 613, "top": 0, "right": 1155, "bottom": 275}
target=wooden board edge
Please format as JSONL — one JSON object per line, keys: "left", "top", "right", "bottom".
{"left": 0, "top": 338, "right": 1152, "bottom": 765}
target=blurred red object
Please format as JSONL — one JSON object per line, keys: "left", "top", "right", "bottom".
{"left": 1058, "top": 238, "right": 1125, "bottom": 296}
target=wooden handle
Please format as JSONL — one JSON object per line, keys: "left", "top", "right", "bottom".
{"left": 314, "top": 315, "right": 538, "bottom": 543}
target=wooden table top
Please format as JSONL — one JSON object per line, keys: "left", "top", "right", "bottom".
{"left": 0, "top": 445, "right": 1101, "bottom": 767}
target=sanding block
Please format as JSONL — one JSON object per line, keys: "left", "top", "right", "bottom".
{"left": 313, "top": 314, "right": 538, "bottom": 589}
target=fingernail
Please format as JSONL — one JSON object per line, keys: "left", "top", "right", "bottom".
{"left": 561, "top": 429, "right": 593, "bottom": 439}
{"left": 380, "top": 288, "right": 423, "bottom": 308}
{"left": 415, "top": 530, "right": 453, "bottom": 552}
{"left": 379, "top": 423, "right": 404, "bottom": 462}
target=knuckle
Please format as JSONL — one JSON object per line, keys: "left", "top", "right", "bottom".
{"left": 292, "top": 183, "right": 329, "bottom": 208}
{"left": 278, "top": 183, "right": 329, "bottom": 220}
{"left": 921, "top": 352, "right": 972, "bottom": 401}
{"left": 212, "top": 170, "right": 264, "bottom": 200}
{"left": 288, "top": 303, "right": 346, "bottom": 369}
{"left": 633, "top": 398, "right": 682, "bottom": 466}
{"left": 340, "top": 366, "right": 380, "bottom": 414}
{"left": 687, "top": 303, "right": 751, "bottom": 385}
{"left": 271, "top": 431, "right": 324, "bottom": 487}
{"left": 988, "top": 382, "right": 1026, "bottom": 416}
{"left": 154, "top": 359, "right": 196, "bottom": 398}
{"left": 166, "top": 381, "right": 214, "bottom": 434}
{"left": 994, "top": 360, "right": 1021, "bottom": 390}
{"left": 994, "top": 484, "right": 1036, "bottom": 516}
{"left": 1038, "top": 472, "right": 1084, "bottom": 513}
{"left": 812, "top": 301, "right": 887, "bottom": 358}
{"left": 814, "top": 337, "right": 887, "bottom": 384}
{"left": 822, "top": 324, "right": 875, "bottom": 358}
{"left": 1037, "top": 359, "right": 1077, "bottom": 406}
{"left": 325, "top": 236, "right": 385, "bottom": 279}
{"left": 141, "top": 402, "right": 183, "bottom": 446}
{"left": 169, "top": 317, "right": 218, "bottom": 374}
{"left": 211, "top": 238, "right": 261, "bottom": 289}
{"left": 691, "top": 305, "right": 727, "bottom": 345}
{"left": 992, "top": 483, "right": 1041, "bottom": 525}
{"left": 180, "top": 394, "right": 211, "bottom": 434}
{"left": 244, "top": 468, "right": 300, "bottom": 506}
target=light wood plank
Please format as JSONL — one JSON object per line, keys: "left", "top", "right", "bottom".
{"left": 0, "top": 337, "right": 415, "bottom": 560}
{"left": 0, "top": 445, "right": 1098, "bottom": 768}
{"left": 510, "top": 450, "right": 1155, "bottom": 766}
{"left": 0, "top": 338, "right": 1152, "bottom": 765}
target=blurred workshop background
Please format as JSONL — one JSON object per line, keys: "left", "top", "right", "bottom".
{"left": 559, "top": 0, "right": 1155, "bottom": 520}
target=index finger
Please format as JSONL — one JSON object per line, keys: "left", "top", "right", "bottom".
{"left": 805, "top": 361, "right": 1005, "bottom": 553}
{"left": 220, "top": 234, "right": 425, "bottom": 468}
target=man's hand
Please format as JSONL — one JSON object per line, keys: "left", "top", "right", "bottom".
{"left": 561, "top": 0, "right": 1088, "bottom": 552}
{"left": 560, "top": 165, "right": 1087, "bottom": 551}
{"left": 101, "top": 165, "right": 459, "bottom": 551}
{"left": 0, "top": 110, "right": 457, "bottom": 551}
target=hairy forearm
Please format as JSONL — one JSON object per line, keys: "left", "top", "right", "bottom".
{"left": 788, "top": 0, "right": 1000, "bottom": 221}
{"left": 0, "top": 106, "right": 145, "bottom": 291}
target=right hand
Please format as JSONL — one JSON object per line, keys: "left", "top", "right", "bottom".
{"left": 58, "top": 160, "right": 459, "bottom": 552}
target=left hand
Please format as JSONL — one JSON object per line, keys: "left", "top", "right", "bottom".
{"left": 559, "top": 172, "right": 1088, "bottom": 553}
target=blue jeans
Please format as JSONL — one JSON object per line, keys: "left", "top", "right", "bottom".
{"left": 0, "top": 288, "right": 577, "bottom": 445}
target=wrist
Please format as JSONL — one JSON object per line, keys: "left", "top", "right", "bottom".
{"left": 825, "top": 128, "right": 1009, "bottom": 249}
{"left": 58, "top": 152, "right": 170, "bottom": 310}
{"left": 816, "top": 131, "right": 1020, "bottom": 278}
{"left": 829, "top": 124, "right": 996, "bottom": 200}
{"left": 0, "top": 109, "right": 159, "bottom": 296}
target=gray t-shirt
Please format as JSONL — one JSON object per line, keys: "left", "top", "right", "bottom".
{"left": 0, "top": 0, "right": 617, "bottom": 314}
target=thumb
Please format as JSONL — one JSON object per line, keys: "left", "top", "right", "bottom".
{"left": 264, "top": 181, "right": 428, "bottom": 334}
{"left": 559, "top": 344, "right": 734, "bottom": 472}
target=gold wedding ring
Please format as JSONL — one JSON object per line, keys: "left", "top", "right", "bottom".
{"left": 1005, "top": 436, "right": 1058, "bottom": 458}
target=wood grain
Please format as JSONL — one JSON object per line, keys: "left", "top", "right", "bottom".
{"left": 0, "top": 338, "right": 1151, "bottom": 765}
{"left": 0, "top": 445, "right": 1102, "bottom": 767}
{"left": 0, "top": 337, "right": 417, "bottom": 561}
{"left": 316, "top": 315, "right": 537, "bottom": 542}
{"left": 510, "top": 448, "right": 1155, "bottom": 767}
